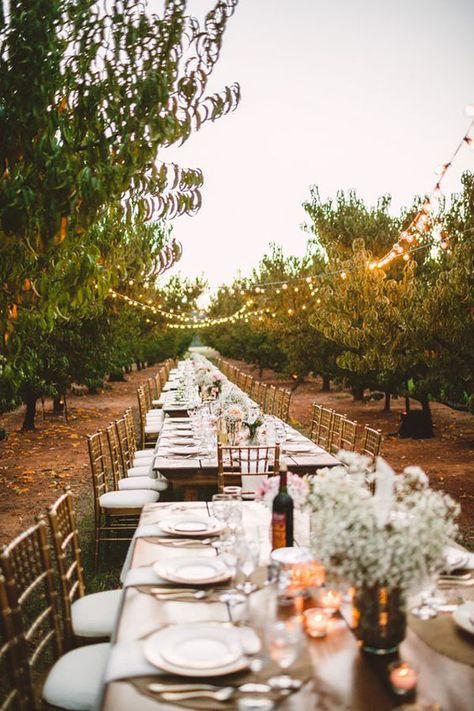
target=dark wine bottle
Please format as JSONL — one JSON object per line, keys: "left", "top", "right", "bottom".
{"left": 271, "top": 464, "right": 294, "bottom": 549}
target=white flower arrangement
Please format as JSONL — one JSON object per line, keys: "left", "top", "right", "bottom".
{"left": 307, "top": 453, "right": 459, "bottom": 593}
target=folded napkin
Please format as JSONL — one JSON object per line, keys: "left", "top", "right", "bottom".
{"left": 120, "top": 525, "right": 164, "bottom": 583}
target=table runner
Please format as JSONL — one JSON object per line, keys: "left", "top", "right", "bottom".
{"left": 408, "top": 582, "right": 474, "bottom": 666}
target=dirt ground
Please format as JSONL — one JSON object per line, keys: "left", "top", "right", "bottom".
{"left": 0, "top": 359, "right": 473, "bottom": 551}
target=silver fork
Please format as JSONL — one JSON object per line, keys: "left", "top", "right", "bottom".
{"left": 160, "top": 688, "right": 235, "bottom": 702}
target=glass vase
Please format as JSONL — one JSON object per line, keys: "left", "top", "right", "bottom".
{"left": 353, "top": 585, "right": 406, "bottom": 654}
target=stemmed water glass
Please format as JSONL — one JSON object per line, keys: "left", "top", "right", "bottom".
{"left": 236, "top": 538, "right": 260, "bottom": 594}
{"left": 264, "top": 617, "right": 304, "bottom": 688}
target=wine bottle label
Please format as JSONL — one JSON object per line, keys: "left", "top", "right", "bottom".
{"left": 272, "top": 512, "right": 287, "bottom": 549}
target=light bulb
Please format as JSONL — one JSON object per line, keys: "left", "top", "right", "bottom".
{"left": 464, "top": 104, "right": 474, "bottom": 118}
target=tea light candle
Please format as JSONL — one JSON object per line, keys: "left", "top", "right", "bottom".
{"left": 303, "top": 609, "right": 328, "bottom": 638}
{"left": 319, "top": 589, "right": 343, "bottom": 614}
{"left": 388, "top": 662, "right": 418, "bottom": 695}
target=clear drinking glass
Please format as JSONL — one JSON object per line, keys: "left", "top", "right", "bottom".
{"left": 236, "top": 538, "right": 260, "bottom": 594}
{"left": 264, "top": 618, "right": 303, "bottom": 677}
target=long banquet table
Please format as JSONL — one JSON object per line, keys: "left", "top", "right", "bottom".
{"left": 151, "top": 366, "right": 341, "bottom": 498}
{"left": 99, "top": 501, "right": 474, "bottom": 711}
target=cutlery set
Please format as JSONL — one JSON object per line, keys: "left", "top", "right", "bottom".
{"left": 148, "top": 679, "right": 302, "bottom": 701}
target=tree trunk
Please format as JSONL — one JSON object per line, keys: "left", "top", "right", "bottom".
{"left": 22, "top": 391, "right": 38, "bottom": 431}
{"left": 383, "top": 391, "right": 391, "bottom": 412}
{"left": 399, "top": 397, "right": 433, "bottom": 439}
{"left": 351, "top": 385, "right": 364, "bottom": 401}
{"left": 53, "top": 396, "right": 64, "bottom": 413}
{"left": 321, "top": 375, "right": 331, "bottom": 392}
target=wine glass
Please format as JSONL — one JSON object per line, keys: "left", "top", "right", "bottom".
{"left": 217, "top": 539, "right": 247, "bottom": 621}
{"left": 236, "top": 538, "right": 260, "bottom": 594}
{"left": 264, "top": 618, "right": 304, "bottom": 688}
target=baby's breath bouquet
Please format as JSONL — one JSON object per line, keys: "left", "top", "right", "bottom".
{"left": 308, "top": 454, "right": 459, "bottom": 653}
{"left": 308, "top": 454, "right": 459, "bottom": 594}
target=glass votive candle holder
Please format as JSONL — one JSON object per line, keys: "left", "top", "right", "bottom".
{"left": 319, "top": 588, "right": 343, "bottom": 615}
{"left": 303, "top": 608, "right": 328, "bottom": 638}
{"left": 388, "top": 661, "right": 418, "bottom": 695}
{"left": 223, "top": 485, "right": 242, "bottom": 499}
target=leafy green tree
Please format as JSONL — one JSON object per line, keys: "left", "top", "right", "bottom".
{"left": 0, "top": 0, "right": 239, "bottom": 336}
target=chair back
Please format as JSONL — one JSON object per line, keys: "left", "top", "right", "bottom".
{"left": 158, "top": 367, "right": 168, "bottom": 388}
{"left": 280, "top": 389, "right": 291, "bottom": 422}
{"left": 310, "top": 403, "right": 322, "bottom": 442}
{"left": 328, "top": 412, "right": 345, "bottom": 454}
{"left": 340, "top": 418, "right": 358, "bottom": 452}
{"left": 360, "top": 426, "right": 383, "bottom": 458}
{"left": 316, "top": 407, "right": 334, "bottom": 450}
{"left": 137, "top": 387, "right": 148, "bottom": 448}
{"left": 217, "top": 444, "right": 280, "bottom": 492}
{"left": 124, "top": 408, "right": 138, "bottom": 458}
{"left": 0, "top": 573, "right": 23, "bottom": 710}
{"left": 146, "top": 377, "right": 156, "bottom": 403}
{"left": 264, "top": 385, "right": 276, "bottom": 414}
{"left": 106, "top": 423, "right": 124, "bottom": 488}
{"left": 244, "top": 374, "right": 253, "bottom": 394}
{"left": 47, "top": 490, "right": 85, "bottom": 649}
{"left": 0, "top": 521, "right": 63, "bottom": 708}
{"left": 88, "top": 431, "right": 113, "bottom": 521}
{"left": 116, "top": 417, "right": 133, "bottom": 471}
{"left": 237, "top": 371, "right": 246, "bottom": 390}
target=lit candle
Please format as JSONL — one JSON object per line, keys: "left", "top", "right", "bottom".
{"left": 388, "top": 662, "right": 418, "bottom": 695}
{"left": 303, "top": 609, "right": 328, "bottom": 638}
{"left": 319, "top": 589, "right": 343, "bottom": 614}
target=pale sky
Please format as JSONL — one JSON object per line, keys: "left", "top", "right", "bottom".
{"left": 157, "top": 0, "right": 474, "bottom": 289}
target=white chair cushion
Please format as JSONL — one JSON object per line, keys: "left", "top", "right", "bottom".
{"left": 127, "top": 464, "right": 153, "bottom": 477}
{"left": 99, "top": 490, "right": 159, "bottom": 508}
{"left": 118, "top": 476, "right": 168, "bottom": 492}
{"left": 42, "top": 642, "right": 110, "bottom": 710}
{"left": 144, "top": 424, "right": 161, "bottom": 434}
{"left": 134, "top": 449, "right": 155, "bottom": 458}
{"left": 133, "top": 456, "right": 154, "bottom": 467}
{"left": 71, "top": 590, "right": 122, "bottom": 638}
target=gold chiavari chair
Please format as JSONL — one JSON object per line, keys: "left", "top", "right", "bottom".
{"left": 88, "top": 431, "right": 158, "bottom": 568}
{"left": 243, "top": 374, "right": 254, "bottom": 394}
{"left": 123, "top": 408, "right": 154, "bottom": 466}
{"left": 339, "top": 417, "right": 358, "bottom": 453}
{"left": 48, "top": 489, "right": 122, "bottom": 649}
{"left": 137, "top": 386, "right": 162, "bottom": 449}
{"left": 217, "top": 444, "right": 280, "bottom": 495}
{"left": 328, "top": 412, "right": 345, "bottom": 454}
{"left": 280, "top": 389, "right": 291, "bottom": 422}
{"left": 309, "top": 403, "right": 322, "bottom": 443}
{"left": 237, "top": 371, "right": 247, "bottom": 390}
{"left": 249, "top": 379, "right": 259, "bottom": 403}
{"left": 256, "top": 382, "right": 268, "bottom": 409}
{"left": 360, "top": 425, "right": 383, "bottom": 458}
{"left": 0, "top": 573, "right": 22, "bottom": 711}
{"left": 264, "top": 385, "right": 277, "bottom": 415}
{"left": 316, "top": 407, "right": 334, "bottom": 450}
{"left": 106, "top": 424, "right": 164, "bottom": 493}
{"left": 116, "top": 415, "right": 153, "bottom": 473}
{"left": 158, "top": 366, "right": 168, "bottom": 389}
{"left": 272, "top": 388, "right": 285, "bottom": 418}
{"left": 0, "top": 521, "right": 110, "bottom": 711}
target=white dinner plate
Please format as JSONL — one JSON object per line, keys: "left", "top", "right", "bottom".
{"left": 453, "top": 601, "right": 474, "bottom": 635}
{"left": 160, "top": 515, "right": 225, "bottom": 537}
{"left": 144, "top": 624, "right": 253, "bottom": 677}
{"left": 283, "top": 443, "right": 315, "bottom": 453}
{"left": 153, "top": 556, "right": 231, "bottom": 584}
{"left": 170, "top": 446, "right": 199, "bottom": 455}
